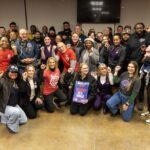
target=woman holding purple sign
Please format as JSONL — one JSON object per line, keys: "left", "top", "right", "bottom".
{"left": 70, "top": 63, "right": 97, "bottom": 116}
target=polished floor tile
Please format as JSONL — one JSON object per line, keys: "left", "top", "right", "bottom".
{"left": 0, "top": 107, "right": 150, "bottom": 150}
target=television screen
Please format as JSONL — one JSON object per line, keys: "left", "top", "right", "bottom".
{"left": 77, "top": 0, "right": 121, "bottom": 23}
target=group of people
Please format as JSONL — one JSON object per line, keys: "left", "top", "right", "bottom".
{"left": 0, "top": 21, "right": 150, "bottom": 133}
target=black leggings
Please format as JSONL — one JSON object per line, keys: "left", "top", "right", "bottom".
{"left": 43, "top": 89, "right": 67, "bottom": 113}
{"left": 70, "top": 101, "right": 93, "bottom": 116}
{"left": 138, "top": 74, "right": 150, "bottom": 111}
{"left": 22, "top": 100, "right": 43, "bottom": 119}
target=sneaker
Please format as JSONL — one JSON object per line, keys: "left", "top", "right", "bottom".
{"left": 53, "top": 99, "right": 61, "bottom": 109}
{"left": 6, "top": 124, "right": 17, "bottom": 134}
{"left": 146, "top": 119, "right": 150, "bottom": 124}
{"left": 138, "top": 103, "right": 143, "bottom": 111}
{"left": 141, "top": 111, "right": 150, "bottom": 117}
{"left": 52, "top": 99, "right": 64, "bottom": 111}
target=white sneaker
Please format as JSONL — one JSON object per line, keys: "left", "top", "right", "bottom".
{"left": 146, "top": 119, "right": 150, "bottom": 124}
{"left": 141, "top": 111, "right": 150, "bottom": 117}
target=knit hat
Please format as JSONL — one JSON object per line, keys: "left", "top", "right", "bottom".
{"left": 84, "top": 38, "right": 94, "bottom": 44}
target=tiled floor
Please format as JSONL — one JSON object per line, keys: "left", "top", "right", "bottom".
{"left": 0, "top": 107, "right": 150, "bottom": 150}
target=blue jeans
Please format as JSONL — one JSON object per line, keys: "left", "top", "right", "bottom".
{"left": 106, "top": 92, "right": 134, "bottom": 122}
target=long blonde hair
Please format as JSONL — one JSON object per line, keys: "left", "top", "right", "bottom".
{"left": 46, "top": 57, "right": 58, "bottom": 70}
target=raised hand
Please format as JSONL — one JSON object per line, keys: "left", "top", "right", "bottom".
{"left": 41, "top": 64, "right": 46, "bottom": 70}
{"left": 0, "top": 70, "right": 4, "bottom": 78}
{"left": 22, "top": 72, "right": 28, "bottom": 81}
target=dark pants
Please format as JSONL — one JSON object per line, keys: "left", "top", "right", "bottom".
{"left": 138, "top": 74, "right": 150, "bottom": 111}
{"left": 22, "top": 100, "right": 43, "bottom": 119}
{"left": 93, "top": 94, "right": 111, "bottom": 110}
{"left": 43, "top": 89, "right": 67, "bottom": 113}
{"left": 70, "top": 101, "right": 93, "bottom": 116}
{"left": 147, "top": 81, "right": 150, "bottom": 112}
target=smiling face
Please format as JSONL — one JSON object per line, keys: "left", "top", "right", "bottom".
{"left": 80, "top": 64, "right": 89, "bottom": 76}
{"left": 135, "top": 24, "right": 144, "bottom": 35}
{"left": 26, "top": 66, "right": 35, "bottom": 78}
{"left": 0, "top": 37, "right": 9, "bottom": 49}
{"left": 98, "top": 65, "right": 107, "bottom": 76}
{"left": 57, "top": 42, "right": 66, "bottom": 53}
{"left": 10, "top": 31, "right": 17, "bottom": 40}
{"left": 113, "top": 35, "right": 121, "bottom": 46}
{"left": 8, "top": 72, "right": 18, "bottom": 80}
{"left": 72, "top": 33, "right": 79, "bottom": 44}
{"left": 127, "top": 63, "right": 136, "bottom": 75}
{"left": 85, "top": 40, "right": 93, "bottom": 49}
{"left": 47, "top": 57, "right": 57, "bottom": 70}
{"left": 44, "top": 36, "right": 51, "bottom": 46}
{"left": 19, "top": 29, "right": 28, "bottom": 41}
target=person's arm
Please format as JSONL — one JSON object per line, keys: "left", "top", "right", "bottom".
{"left": 128, "top": 79, "right": 141, "bottom": 104}
{"left": 19, "top": 72, "right": 28, "bottom": 93}
{"left": 89, "top": 48, "right": 99, "bottom": 65}
{"left": 88, "top": 77, "right": 97, "bottom": 102}
{"left": 33, "top": 42, "right": 39, "bottom": 60}
{"left": 113, "top": 66, "right": 121, "bottom": 84}
{"left": 35, "top": 79, "right": 43, "bottom": 99}
{"left": 40, "top": 46, "right": 46, "bottom": 60}
{"left": 108, "top": 72, "right": 114, "bottom": 85}
{"left": 70, "top": 60, "right": 76, "bottom": 72}
{"left": 52, "top": 50, "right": 60, "bottom": 61}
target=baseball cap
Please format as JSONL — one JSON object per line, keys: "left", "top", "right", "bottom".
{"left": 8, "top": 65, "right": 19, "bottom": 73}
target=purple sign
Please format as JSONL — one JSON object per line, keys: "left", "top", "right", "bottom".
{"left": 73, "top": 81, "right": 89, "bottom": 103}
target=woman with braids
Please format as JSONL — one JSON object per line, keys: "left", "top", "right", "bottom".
{"left": 106, "top": 61, "right": 141, "bottom": 122}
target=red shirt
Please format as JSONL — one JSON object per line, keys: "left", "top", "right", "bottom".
{"left": 42, "top": 68, "right": 60, "bottom": 95}
{"left": 57, "top": 49, "right": 78, "bottom": 72}
{"left": 0, "top": 49, "right": 14, "bottom": 72}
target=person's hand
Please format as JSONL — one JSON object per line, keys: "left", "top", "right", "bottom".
{"left": 22, "top": 58, "right": 34, "bottom": 64}
{"left": 0, "top": 70, "right": 4, "bottom": 78}
{"left": 68, "top": 68, "right": 74, "bottom": 73}
{"left": 66, "top": 44, "right": 71, "bottom": 49}
{"left": 40, "top": 46, "right": 45, "bottom": 52}
{"left": 115, "top": 65, "right": 121, "bottom": 72}
{"left": 52, "top": 45, "right": 57, "bottom": 51}
{"left": 140, "top": 44, "right": 146, "bottom": 52}
{"left": 122, "top": 104, "right": 129, "bottom": 111}
{"left": 105, "top": 42, "right": 110, "bottom": 48}
{"left": 35, "top": 98, "right": 43, "bottom": 105}
{"left": 107, "top": 67, "right": 112, "bottom": 73}
{"left": 80, "top": 99, "right": 88, "bottom": 104}
{"left": 41, "top": 64, "right": 46, "bottom": 70}
{"left": 27, "top": 58, "right": 34, "bottom": 63}
{"left": 11, "top": 44, "right": 17, "bottom": 55}
{"left": 22, "top": 72, "right": 28, "bottom": 81}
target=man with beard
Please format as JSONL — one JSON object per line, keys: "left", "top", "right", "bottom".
{"left": 126, "top": 22, "right": 150, "bottom": 111}
{"left": 58, "top": 21, "right": 72, "bottom": 43}
{"left": 33, "top": 31, "right": 44, "bottom": 61}
{"left": 121, "top": 32, "right": 131, "bottom": 48}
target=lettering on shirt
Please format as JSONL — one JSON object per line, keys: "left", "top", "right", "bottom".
{"left": 49, "top": 74, "right": 59, "bottom": 87}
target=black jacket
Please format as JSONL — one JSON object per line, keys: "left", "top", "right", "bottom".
{"left": 20, "top": 78, "right": 42, "bottom": 105}
{"left": 71, "top": 73, "right": 97, "bottom": 102}
{"left": 0, "top": 75, "right": 20, "bottom": 113}
{"left": 126, "top": 32, "right": 150, "bottom": 65}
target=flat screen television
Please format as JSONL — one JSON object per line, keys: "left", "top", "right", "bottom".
{"left": 77, "top": 0, "right": 121, "bottom": 23}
